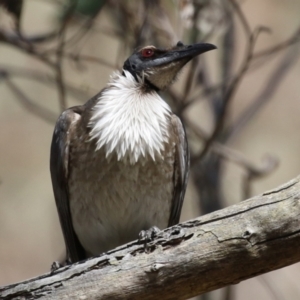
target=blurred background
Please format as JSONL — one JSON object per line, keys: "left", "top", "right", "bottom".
{"left": 0, "top": 0, "right": 300, "bottom": 299}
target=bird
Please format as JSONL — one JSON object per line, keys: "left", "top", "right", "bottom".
{"left": 50, "top": 41, "right": 216, "bottom": 263}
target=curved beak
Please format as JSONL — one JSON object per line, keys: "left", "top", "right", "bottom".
{"left": 145, "top": 42, "right": 217, "bottom": 68}
{"left": 167, "top": 42, "right": 217, "bottom": 61}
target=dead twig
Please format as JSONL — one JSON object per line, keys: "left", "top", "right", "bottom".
{"left": 5, "top": 78, "right": 57, "bottom": 123}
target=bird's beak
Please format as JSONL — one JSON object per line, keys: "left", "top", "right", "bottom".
{"left": 166, "top": 42, "right": 216, "bottom": 62}
{"left": 146, "top": 42, "right": 217, "bottom": 68}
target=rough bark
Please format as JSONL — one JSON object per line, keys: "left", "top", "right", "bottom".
{"left": 1, "top": 176, "right": 300, "bottom": 300}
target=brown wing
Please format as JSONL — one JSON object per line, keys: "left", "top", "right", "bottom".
{"left": 50, "top": 106, "right": 86, "bottom": 263}
{"left": 168, "top": 114, "right": 190, "bottom": 226}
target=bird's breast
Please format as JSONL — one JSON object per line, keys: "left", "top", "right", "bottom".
{"left": 68, "top": 134, "right": 176, "bottom": 256}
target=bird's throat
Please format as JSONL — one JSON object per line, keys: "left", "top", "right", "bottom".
{"left": 89, "top": 71, "right": 172, "bottom": 164}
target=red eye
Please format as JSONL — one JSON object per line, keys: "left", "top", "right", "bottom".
{"left": 141, "top": 48, "right": 154, "bottom": 57}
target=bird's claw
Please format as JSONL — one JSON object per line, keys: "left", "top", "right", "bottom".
{"left": 139, "top": 226, "right": 160, "bottom": 250}
{"left": 50, "top": 261, "right": 63, "bottom": 273}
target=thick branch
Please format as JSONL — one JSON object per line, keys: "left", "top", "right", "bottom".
{"left": 1, "top": 176, "right": 300, "bottom": 300}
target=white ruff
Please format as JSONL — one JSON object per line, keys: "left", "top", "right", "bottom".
{"left": 89, "top": 70, "right": 172, "bottom": 164}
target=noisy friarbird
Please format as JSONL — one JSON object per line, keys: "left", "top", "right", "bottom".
{"left": 50, "top": 41, "right": 216, "bottom": 263}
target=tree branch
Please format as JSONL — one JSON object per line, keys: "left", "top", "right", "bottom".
{"left": 1, "top": 176, "right": 300, "bottom": 300}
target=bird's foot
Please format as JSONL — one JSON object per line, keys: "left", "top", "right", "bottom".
{"left": 50, "top": 261, "right": 63, "bottom": 273}
{"left": 139, "top": 226, "right": 160, "bottom": 251}
{"left": 139, "top": 226, "right": 160, "bottom": 242}
{"left": 50, "top": 258, "right": 71, "bottom": 273}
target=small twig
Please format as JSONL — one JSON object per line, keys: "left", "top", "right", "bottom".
{"left": 55, "top": 48, "right": 67, "bottom": 111}
{"left": 5, "top": 78, "right": 57, "bottom": 123}
{"left": 187, "top": 119, "right": 278, "bottom": 175}
{"left": 133, "top": 0, "right": 150, "bottom": 48}
{"left": 226, "top": 44, "right": 300, "bottom": 140}
{"left": 180, "top": 3, "right": 202, "bottom": 106}
{"left": 188, "top": 118, "right": 278, "bottom": 201}
{"left": 216, "top": 147, "right": 278, "bottom": 177}
{"left": 60, "top": 17, "right": 95, "bottom": 51}
{"left": 179, "top": 26, "right": 300, "bottom": 115}
{"left": 0, "top": 64, "right": 90, "bottom": 100}
{"left": 182, "top": 58, "right": 199, "bottom": 104}
{"left": 54, "top": 1, "right": 78, "bottom": 111}
{"left": 176, "top": 81, "right": 224, "bottom": 114}
{"left": 221, "top": 8, "right": 235, "bottom": 95}
{"left": 64, "top": 52, "right": 116, "bottom": 69}
{"left": 253, "top": 26, "right": 300, "bottom": 59}
{"left": 242, "top": 154, "right": 279, "bottom": 199}
{"left": 0, "top": 29, "right": 56, "bottom": 68}
{"left": 151, "top": 2, "right": 178, "bottom": 43}
{"left": 193, "top": 27, "right": 259, "bottom": 162}
{"left": 228, "top": 0, "right": 251, "bottom": 38}
{"left": 89, "top": 24, "right": 123, "bottom": 39}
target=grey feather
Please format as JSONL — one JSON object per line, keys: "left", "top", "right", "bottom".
{"left": 168, "top": 114, "right": 190, "bottom": 226}
{"left": 50, "top": 106, "right": 86, "bottom": 262}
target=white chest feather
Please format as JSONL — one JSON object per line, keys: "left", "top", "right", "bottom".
{"left": 89, "top": 70, "right": 172, "bottom": 164}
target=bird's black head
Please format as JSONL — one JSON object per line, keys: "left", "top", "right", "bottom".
{"left": 123, "top": 41, "right": 216, "bottom": 90}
